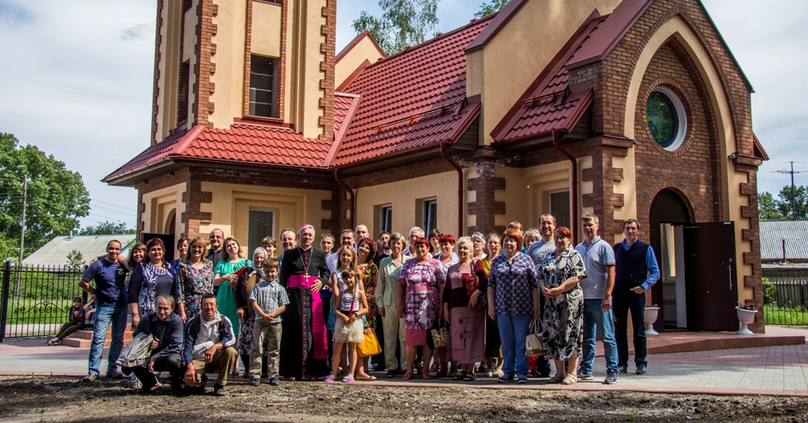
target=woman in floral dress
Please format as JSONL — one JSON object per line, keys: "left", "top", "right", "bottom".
{"left": 397, "top": 237, "right": 445, "bottom": 380}
{"left": 356, "top": 237, "right": 378, "bottom": 380}
{"left": 538, "top": 226, "right": 586, "bottom": 386}
{"left": 176, "top": 236, "right": 214, "bottom": 322}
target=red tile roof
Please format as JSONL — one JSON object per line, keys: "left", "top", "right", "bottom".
{"left": 492, "top": 14, "right": 605, "bottom": 144}
{"left": 104, "top": 123, "right": 332, "bottom": 182}
{"left": 333, "top": 15, "right": 493, "bottom": 167}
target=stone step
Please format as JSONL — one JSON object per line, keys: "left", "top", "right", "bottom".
{"left": 61, "top": 329, "right": 134, "bottom": 348}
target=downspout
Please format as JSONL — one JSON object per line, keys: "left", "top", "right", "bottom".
{"left": 333, "top": 167, "right": 355, "bottom": 230}
{"left": 441, "top": 140, "right": 464, "bottom": 236}
{"left": 552, "top": 130, "right": 578, "bottom": 241}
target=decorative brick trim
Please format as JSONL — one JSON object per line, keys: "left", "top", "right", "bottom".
{"left": 277, "top": 0, "right": 288, "bottom": 120}
{"left": 317, "top": 0, "right": 336, "bottom": 141}
{"left": 192, "top": 0, "right": 218, "bottom": 128}
{"left": 465, "top": 158, "right": 506, "bottom": 235}
{"left": 151, "top": 0, "right": 165, "bottom": 145}
{"left": 242, "top": 0, "right": 253, "bottom": 118}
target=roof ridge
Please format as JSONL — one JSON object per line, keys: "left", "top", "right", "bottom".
{"left": 360, "top": 13, "right": 498, "bottom": 70}
{"left": 172, "top": 125, "right": 206, "bottom": 156}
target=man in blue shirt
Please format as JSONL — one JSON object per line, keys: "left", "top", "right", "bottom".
{"left": 79, "top": 240, "right": 128, "bottom": 382}
{"left": 613, "top": 219, "right": 660, "bottom": 375}
{"left": 575, "top": 214, "right": 619, "bottom": 384}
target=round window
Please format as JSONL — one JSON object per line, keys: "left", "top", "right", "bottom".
{"left": 646, "top": 86, "right": 687, "bottom": 151}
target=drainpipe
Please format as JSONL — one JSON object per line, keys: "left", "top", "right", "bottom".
{"left": 440, "top": 140, "right": 464, "bottom": 236}
{"left": 552, "top": 130, "right": 578, "bottom": 241}
{"left": 333, "top": 167, "right": 355, "bottom": 230}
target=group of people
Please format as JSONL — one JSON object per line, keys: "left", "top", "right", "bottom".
{"left": 76, "top": 214, "right": 658, "bottom": 394}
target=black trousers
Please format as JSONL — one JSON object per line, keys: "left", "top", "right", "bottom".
{"left": 129, "top": 353, "right": 184, "bottom": 391}
{"left": 612, "top": 292, "right": 646, "bottom": 367}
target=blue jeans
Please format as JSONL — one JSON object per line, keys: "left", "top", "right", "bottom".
{"left": 497, "top": 315, "right": 532, "bottom": 378}
{"left": 579, "top": 299, "right": 619, "bottom": 375}
{"left": 87, "top": 303, "right": 127, "bottom": 376}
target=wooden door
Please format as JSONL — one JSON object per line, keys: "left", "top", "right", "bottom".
{"left": 683, "top": 222, "right": 738, "bottom": 331}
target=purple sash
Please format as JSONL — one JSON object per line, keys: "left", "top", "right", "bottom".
{"left": 289, "top": 274, "right": 328, "bottom": 360}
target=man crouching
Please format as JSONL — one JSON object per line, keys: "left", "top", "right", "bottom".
{"left": 124, "top": 294, "right": 185, "bottom": 394}
{"left": 183, "top": 293, "right": 237, "bottom": 396}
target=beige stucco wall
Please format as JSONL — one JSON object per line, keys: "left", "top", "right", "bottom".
{"left": 354, "top": 171, "right": 462, "bottom": 237}
{"left": 612, "top": 149, "right": 638, "bottom": 241}
{"left": 140, "top": 183, "right": 187, "bottom": 240}
{"left": 520, "top": 161, "right": 575, "bottom": 229}
{"left": 198, "top": 181, "right": 331, "bottom": 254}
{"left": 335, "top": 35, "right": 385, "bottom": 89}
{"left": 466, "top": 0, "right": 622, "bottom": 146}
{"left": 283, "top": 0, "right": 327, "bottom": 138}
{"left": 622, "top": 16, "right": 752, "bottom": 304}
{"left": 252, "top": 2, "right": 282, "bottom": 57}
{"left": 154, "top": 0, "right": 184, "bottom": 142}
{"left": 209, "top": 0, "right": 248, "bottom": 129}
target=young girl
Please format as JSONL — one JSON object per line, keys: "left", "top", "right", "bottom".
{"left": 330, "top": 245, "right": 359, "bottom": 374}
{"left": 325, "top": 269, "right": 368, "bottom": 383}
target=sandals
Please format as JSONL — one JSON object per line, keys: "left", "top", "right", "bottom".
{"left": 547, "top": 373, "right": 566, "bottom": 384}
{"left": 435, "top": 370, "right": 448, "bottom": 378}
{"left": 356, "top": 375, "right": 377, "bottom": 381}
{"left": 463, "top": 372, "right": 476, "bottom": 381}
{"left": 385, "top": 369, "right": 397, "bottom": 378}
{"left": 323, "top": 375, "right": 334, "bottom": 383}
{"left": 342, "top": 376, "right": 354, "bottom": 383}
{"left": 402, "top": 371, "right": 414, "bottom": 380}
{"left": 453, "top": 371, "right": 465, "bottom": 381}
{"left": 561, "top": 374, "right": 578, "bottom": 385}
{"left": 421, "top": 369, "right": 432, "bottom": 380}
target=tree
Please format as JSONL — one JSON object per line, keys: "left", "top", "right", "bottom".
{"left": 352, "top": 0, "right": 439, "bottom": 55}
{"left": 776, "top": 185, "right": 808, "bottom": 219}
{"left": 79, "top": 220, "right": 135, "bottom": 235}
{"left": 758, "top": 192, "right": 785, "bottom": 220}
{"left": 0, "top": 133, "right": 90, "bottom": 257}
{"left": 475, "top": 0, "right": 509, "bottom": 17}
{"left": 66, "top": 249, "right": 85, "bottom": 270}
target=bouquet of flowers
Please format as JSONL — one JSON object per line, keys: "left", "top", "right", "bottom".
{"left": 464, "top": 272, "right": 478, "bottom": 297}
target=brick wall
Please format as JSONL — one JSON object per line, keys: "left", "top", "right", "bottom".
{"left": 192, "top": 0, "right": 217, "bottom": 129}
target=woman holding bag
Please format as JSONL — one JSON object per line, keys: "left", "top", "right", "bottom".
{"left": 443, "top": 237, "right": 488, "bottom": 381}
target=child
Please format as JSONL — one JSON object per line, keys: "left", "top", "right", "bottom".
{"left": 329, "top": 246, "right": 359, "bottom": 373}
{"left": 48, "top": 296, "right": 91, "bottom": 345}
{"left": 325, "top": 269, "right": 367, "bottom": 383}
{"left": 249, "top": 258, "right": 289, "bottom": 386}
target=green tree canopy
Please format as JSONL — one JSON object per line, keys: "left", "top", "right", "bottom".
{"left": 79, "top": 220, "right": 135, "bottom": 235}
{"left": 475, "top": 0, "right": 509, "bottom": 17}
{"left": 352, "top": 0, "right": 439, "bottom": 55}
{"left": 759, "top": 185, "right": 808, "bottom": 220}
{"left": 0, "top": 133, "right": 90, "bottom": 258}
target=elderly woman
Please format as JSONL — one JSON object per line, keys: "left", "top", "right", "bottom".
{"left": 376, "top": 232, "right": 410, "bottom": 378}
{"left": 433, "top": 233, "right": 458, "bottom": 377}
{"left": 279, "top": 224, "right": 330, "bottom": 381}
{"left": 470, "top": 232, "right": 487, "bottom": 261}
{"left": 487, "top": 229, "right": 541, "bottom": 384}
{"left": 481, "top": 233, "right": 502, "bottom": 377}
{"left": 397, "top": 237, "right": 445, "bottom": 380}
{"left": 128, "top": 238, "right": 178, "bottom": 329}
{"left": 356, "top": 236, "right": 379, "bottom": 380}
{"left": 539, "top": 226, "right": 586, "bottom": 385}
{"left": 235, "top": 247, "right": 269, "bottom": 378}
{"left": 214, "top": 237, "right": 251, "bottom": 337}
{"left": 444, "top": 236, "right": 488, "bottom": 381}
{"left": 176, "top": 236, "right": 214, "bottom": 322}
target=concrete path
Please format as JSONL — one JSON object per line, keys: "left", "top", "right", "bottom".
{"left": 1, "top": 326, "right": 806, "bottom": 397}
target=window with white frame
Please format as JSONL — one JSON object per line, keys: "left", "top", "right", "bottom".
{"left": 423, "top": 199, "right": 437, "bottom": 234}
{"left": 380, "top": 205, "right": 392, "bottom": 234}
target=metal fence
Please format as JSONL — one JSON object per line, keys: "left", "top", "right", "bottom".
{"left": 1, "top": 262, "right": 88, "bottom": 341}
{"left": 763, "top": 272, "right": 808, "bottom": 326}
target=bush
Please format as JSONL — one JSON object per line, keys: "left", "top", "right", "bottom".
{"left": 762, "top": 277, "right": 776, "bottom": 305}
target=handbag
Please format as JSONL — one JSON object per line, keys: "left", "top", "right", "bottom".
{"left": 357, "top": 328, "right": 382, "bottom": 357}
{"left": 428, "top": 319, "right": 449, "bottom": 349}
{"left": 465, "top": 259, "right": 487, "bottom": 310}
{"left": 525, "top": 319, "right": 544, "bottom": 357}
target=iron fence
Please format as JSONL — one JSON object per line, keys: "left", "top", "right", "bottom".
{"left": 763, "top": 272, "right": 808, "bottom": 326}
{"left": 0, "top": 262, "right": 88, "bottom": 341}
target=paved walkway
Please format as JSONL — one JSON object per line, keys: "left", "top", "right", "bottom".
{"left": 1, "top": 327, "right": 806, "bottom": 397}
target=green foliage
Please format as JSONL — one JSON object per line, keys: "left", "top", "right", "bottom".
{"left": 475, "top": 0, "right": 509, "bottom": 17}
{"left": 761, "top": 277, "right": 776, "bottom": 305}
{"left": 79, "top": 220, "right": 135, "bottom": 235}
{"left": 764, "top": 304, "right": 808, "bottom": 326}
{"left": 0, "top": 133, "right": 90, "bottom": 256}
{"left": 0, "top": 231, "right": 16, "bottom": 262}
{"left": 352, "top": 0, "right": 439, "bottom": 55}
{"left": 66, "top": 249, "right": 85, "bottom": 270}
{"left": 758, "top": 192, "right": 784, "bottom": 220}
{"left": 776, "top": 185, "right": 808, "bottom": 219}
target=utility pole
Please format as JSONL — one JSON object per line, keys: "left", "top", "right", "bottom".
{"left": 15, "top": 175, "right": 27, "bottom": 296}
{"left": 773, "top": 162, "right": 806, "bottom": 220}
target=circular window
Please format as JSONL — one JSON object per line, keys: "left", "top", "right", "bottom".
{"left": 646, "top": 86, "right": 687, "bottom": 151}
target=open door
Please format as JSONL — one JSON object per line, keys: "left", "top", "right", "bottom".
{"left": 683, "top": 222, "right": 737, "bottom": 331}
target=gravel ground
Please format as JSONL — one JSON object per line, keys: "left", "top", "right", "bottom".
{"left": 1, "top": 376, "right": 807, "bottom": 422}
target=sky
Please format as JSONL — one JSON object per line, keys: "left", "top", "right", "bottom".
{"left": 0, "top": 0, "right": 806, "bottom": 230}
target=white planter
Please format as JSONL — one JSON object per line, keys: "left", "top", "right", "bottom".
{"left": 644, "top": 306, "right": 660, "bottom": 336}
{"left": 735, "top": 306, "right": 758, "bottom": 335}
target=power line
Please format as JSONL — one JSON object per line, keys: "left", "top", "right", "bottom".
{"left": 91, "top": 199, "right": 136, "bottom": 211}
{"left": 772, "top": 161, "right": 807, "bottom": 220}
